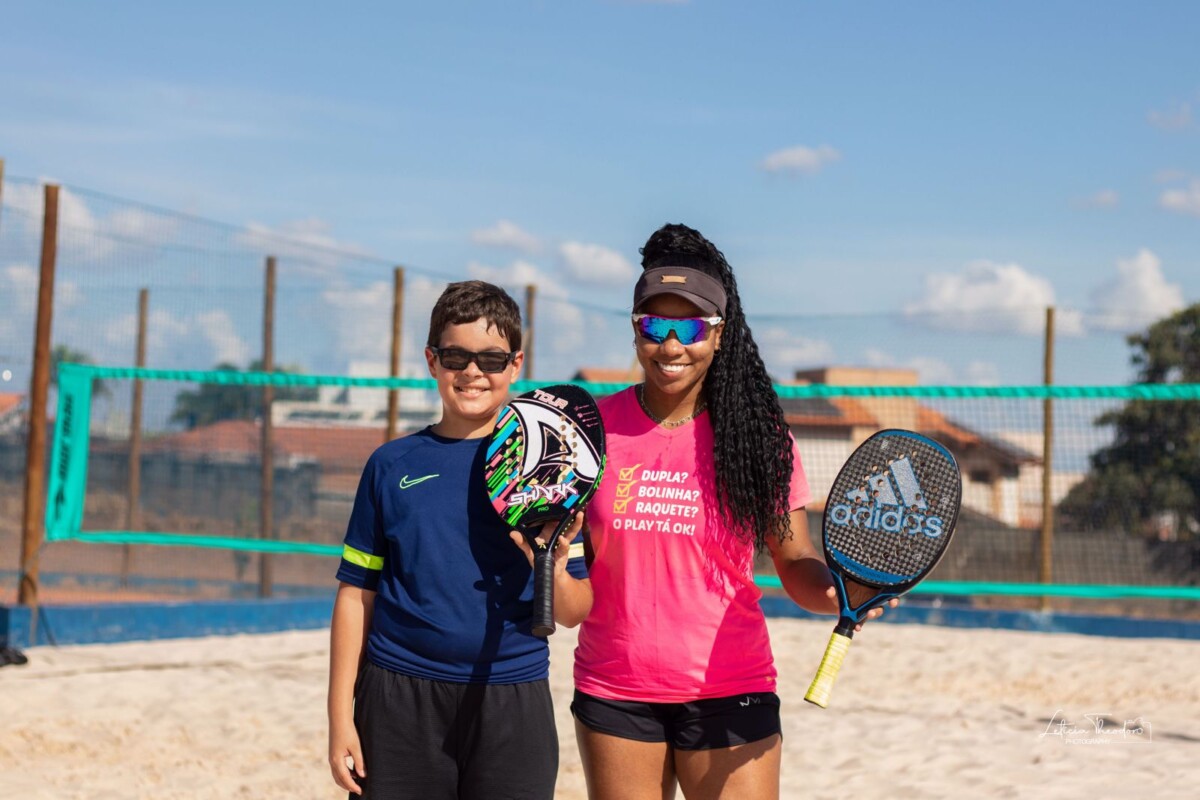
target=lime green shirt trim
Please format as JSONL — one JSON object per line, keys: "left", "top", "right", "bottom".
{"left": 342, "top": 545, "right": 384, "bottom": 571}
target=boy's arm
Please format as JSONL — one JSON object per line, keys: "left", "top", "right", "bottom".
{"left": 328, "top": 581, "right": 376, "bottom": 795}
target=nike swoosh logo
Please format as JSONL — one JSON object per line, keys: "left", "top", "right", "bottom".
{"left": 399, "top": 474, "right": 439, "bottom": 489}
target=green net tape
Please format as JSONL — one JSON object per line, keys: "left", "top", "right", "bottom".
{"left": 57, "top": 363, "right": 1200, "bottom": 399}
{"left": 753, "top": 576, "right": 1200, "bottom": 601}
{"left": 45, "top": 363, "right": 1200, "bottom": 602}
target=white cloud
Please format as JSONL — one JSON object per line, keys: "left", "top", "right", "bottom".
{"left": 1148, "top": 101, "right": 1193, "bottom": 131}
{"left": 760, "top": 144, "right": 841, "bottom": 175}
{"left": 470, "top": 220, "right": 542, "bottom": 254}
{"left": 320, "top": 280, "right": 395, "bottom": 363}
{"left": 2, "top": 264, "right": 41, "bottom": 316}
{"left": 318, "top": 273, "right": 449, "bottom": 370}
{"left": 1154, "top": 168, "right": 1189, "bottom": 183}
{"left": 0, "top": 265, "right": 38, "bottom": 353}
{"left": 864, "top": 349, "right": 1000, "bottom": 386}
{"left": 236, "top": 218, "right": 374, "bottom": 275}
{"left": 468, "top": 259, "right": 566, "bottom": 295}
{"left": 1159, "top": 180, "right": 1200, "bottom": 217}
{"left": 757, "top": 327, "right": 835, "bottom": 377}
{"left": 2, "top": 181, "right": 181, "bottom": 262}
{"left": 558, "top": 241, "right": 635, "bottom": 284}
{"left": 467, "top": 260, "right": 585, "bottom": 358}
{"left": 1087, "top": 249, "right": 1184, "bottom": 332}
{"left": 904, "top": 260, "right": 1083, "bottom": 336}
{"left": 94, "top": 307, "right": 251, "bottom": 369}
{"left": 1073, "top": 189, "right": 1119, "bottom": 209}
{"left": 101, "top": 308, "right": 190, "bottom": 357}
{"left": 194, "top": 310, "right": 251, "bottom": 365}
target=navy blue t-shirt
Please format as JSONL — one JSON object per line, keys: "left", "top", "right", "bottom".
{"left": 336, "top": 427, "right": 588, "bottom": 684}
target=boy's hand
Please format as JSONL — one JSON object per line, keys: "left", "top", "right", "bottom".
{"left": 329, "top": 722, "right": 366, "bottom": 795}
{"left": 508, "top": 513, "right": 584, "bottom": 576}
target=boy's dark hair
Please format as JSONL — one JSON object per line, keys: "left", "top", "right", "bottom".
{"left": 427, "top": 280, "right": 523, "bottom": 351}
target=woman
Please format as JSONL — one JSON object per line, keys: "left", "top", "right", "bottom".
{"left": 572, "top": 223, "right": 891, "bottom": 799}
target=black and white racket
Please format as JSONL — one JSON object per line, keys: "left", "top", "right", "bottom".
{"left": 805, "top": 429, "right": 961, "bottom": 708}
{"left": 484, "top": 384, "right": 606, "bottom": 637}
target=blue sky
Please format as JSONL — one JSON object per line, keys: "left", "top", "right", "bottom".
{"left": 1, "top": 1, "right": 1198, "bottom": 388}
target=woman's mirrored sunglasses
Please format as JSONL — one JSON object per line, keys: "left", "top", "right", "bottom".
{"left": 632, "top": 314, "right": 723, "bottom": 345}
{"left": 429, "top": 347, "right": 516, "bottom": 373}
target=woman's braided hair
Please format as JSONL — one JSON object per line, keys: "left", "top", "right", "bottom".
{"left": 640, "top": 223, "right": 794, "bottom": 551}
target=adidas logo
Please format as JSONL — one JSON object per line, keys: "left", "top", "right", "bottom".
{"left": 828, "top": 455, "right": 946, "bottom": 538}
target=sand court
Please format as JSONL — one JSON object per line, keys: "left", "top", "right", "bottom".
{"left": 2, "top": 617, "right": 1198, "bottom": 799}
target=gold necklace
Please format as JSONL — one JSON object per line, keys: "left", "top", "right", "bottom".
{"left": 636, "top": 383, "right": 705, "bottom": 428}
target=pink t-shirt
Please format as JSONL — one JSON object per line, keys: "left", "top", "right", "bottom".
{"left": 574, "top": 387, "right": 812, "bottom": 702}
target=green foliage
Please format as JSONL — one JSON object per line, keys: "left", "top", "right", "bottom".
{"left": 1060, "top": 304, "right": 1200, "bottom": 539}
{"left": 169, "top": 361, "right": 319, "bottom": 429}
{"left": 51, "top": 345, "right": 109, "bottom": 397}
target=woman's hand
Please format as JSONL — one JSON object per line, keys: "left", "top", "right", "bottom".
{"left": 825, "top": 588, "right": 901, "bottom": 632}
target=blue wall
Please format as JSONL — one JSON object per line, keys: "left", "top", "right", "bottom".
{"left": 3, "top": 595, "right": 1198, "bottom": 650}
{"left": 1, "top": 595, "right": 335, "bottom": 648}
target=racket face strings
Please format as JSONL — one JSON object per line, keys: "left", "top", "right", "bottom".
{"left": 823, "top": 430, "right": 961, "bottom": 590}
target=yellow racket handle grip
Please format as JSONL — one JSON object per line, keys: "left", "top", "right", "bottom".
{"left": 804, "top": 631, "right": 853, "bottom": 708}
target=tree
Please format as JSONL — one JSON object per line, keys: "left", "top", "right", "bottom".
{"left": 1059, "top": 304, "right": 1200, "bottom": 540}
{"left": 170, "top": 361, "right": 319, "bottom": 429}
{"left": 51, "top": 345, "right": 109, "bottom": 397}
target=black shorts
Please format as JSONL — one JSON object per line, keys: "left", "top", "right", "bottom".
{"left": 570, "top": 689, "right": 781, "bottom": 751}
{"left": 353, "top": 661, "right": 558, "bottom": 800}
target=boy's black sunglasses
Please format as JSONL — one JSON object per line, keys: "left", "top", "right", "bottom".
{"left": 429, "top": 347, "right": 517, "bottom": 373}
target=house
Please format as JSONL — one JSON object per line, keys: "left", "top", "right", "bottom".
{"left": 788, "top": 367, "right": 1039, "bottom": 527}
{"left": 572, "top": 365, "right": 644, "bottom": 385}
{"left": 271, "top": 360, "right": 440, "bottom": 434}
{"left": 0, "top": 393, "right": 25, "bottom": 435}
{"left": 569, "top": 364, "right": 1043, "bottom": 527}
{"left": 141, "top": 419, "right": 387, "bottom": 523}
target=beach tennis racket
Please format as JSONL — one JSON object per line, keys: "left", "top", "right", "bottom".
{"left": 805, "top": 429, "right": 961, "bottom": 708}
{"left": 484, "top": 384, "right": 606, "bottom": 637}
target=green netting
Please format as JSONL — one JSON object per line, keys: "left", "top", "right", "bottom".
{"left": 41, "top": 362, "right": 1200, "bottom": 604}
{"left": 59, "top": 363, "right": 1200, "bottom": 399}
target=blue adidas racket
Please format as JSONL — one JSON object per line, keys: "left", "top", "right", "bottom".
{"left": 483, "top": 384, "right": 605, "bottom": 637}
{"left": 805, "top": 429, "right": 962, "bottom": 708}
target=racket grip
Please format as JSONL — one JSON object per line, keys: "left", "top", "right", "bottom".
{"left": 804, "top": 631, "right": 852, "bottom": 708}
{"left": 531, "top": 546, "right": 556, "bottom": 637}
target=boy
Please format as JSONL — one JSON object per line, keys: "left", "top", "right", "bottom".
{"left": 327, "top": 280, "right": 591, "bottom": 799}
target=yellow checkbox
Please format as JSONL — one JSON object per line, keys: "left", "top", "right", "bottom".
{"left": 616, "top": 482, "right": 633, "bottom": 497}
{"left": 618, "top": 463, "right": 641, "bottom": 482}
{"left": 613, "top": 498, "right": 630, "bottom": 514}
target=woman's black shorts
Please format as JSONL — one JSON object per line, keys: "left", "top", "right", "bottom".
{"left": 570, "top": 688, "right": 781, "bottom": 751}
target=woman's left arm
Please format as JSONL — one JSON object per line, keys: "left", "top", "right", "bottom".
{"left": 767, "top": 509, "right": 898, "bottom": 624}
{"left": 767, "top": 509, "right": 839, "bottom": 615}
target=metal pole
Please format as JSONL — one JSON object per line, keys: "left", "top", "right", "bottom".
{"left": 1040, "top": 306, "right": 1055, "bottom": 609}
{"left": 121, "top": 288, "right": 148, "bottom": 588}
{"left": 18, "top": 184, "right": 59, "bottom": 608}
{"left": 524, "top": 283, "right": 536, "bottom": 380}
{"left": 386, "top": 266, "right": 405, "bottom": 442}
{"left": 258, "top": 256, "right": 276, "bottom": 598}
